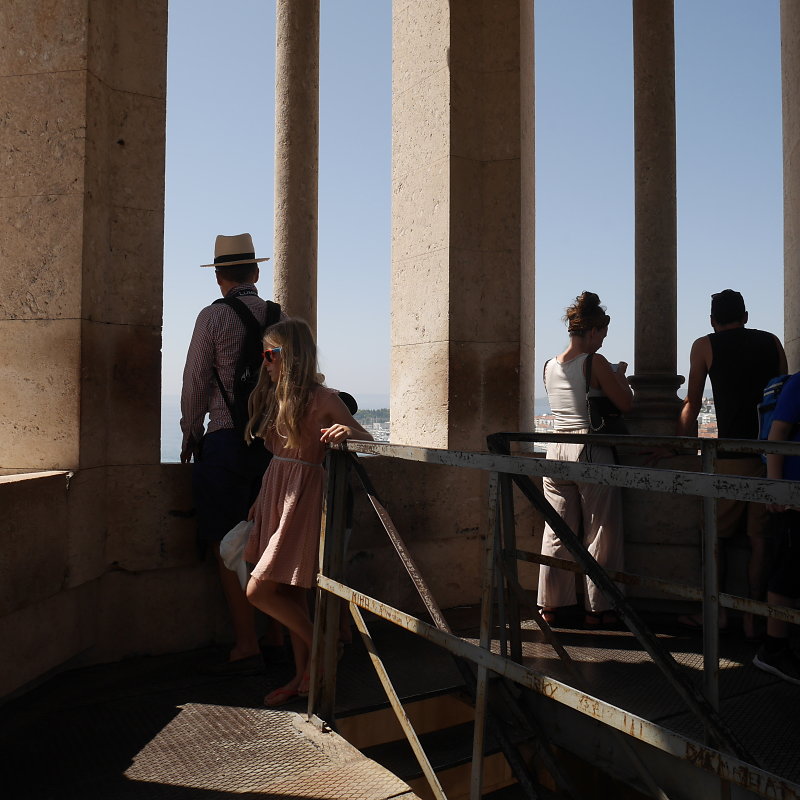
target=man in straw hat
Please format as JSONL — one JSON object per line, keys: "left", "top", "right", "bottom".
{"left": 181, "top": 233, "right": 283, "bottom": 670}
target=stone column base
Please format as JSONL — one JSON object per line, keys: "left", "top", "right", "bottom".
{"left": 627, "top": 372, "right": 685, "bottom": 435}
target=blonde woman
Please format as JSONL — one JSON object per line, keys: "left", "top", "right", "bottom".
{"left": 243, "top": 318, "right": 372, "bottom": 706}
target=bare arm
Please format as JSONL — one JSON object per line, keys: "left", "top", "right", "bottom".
{"left": 319, "top": 392, "right": 374, "bottom": 444}
{"left": 677, "top": 337, "right": 710, "bottom": 436}
{"left": 590, "top": 353, "right": 633, "bottom": 413}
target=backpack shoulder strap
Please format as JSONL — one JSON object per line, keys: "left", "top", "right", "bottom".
{"left": 213, "top": 295, "right": 262, "bottom": 339}
{"left": 584, "top": 352, "right": 594, "bottom": 394}
{"left": 210, "top": 296, "right": 263, "bottom": 419}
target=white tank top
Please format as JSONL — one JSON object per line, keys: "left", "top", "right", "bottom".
{"left": 544, "top": 354, "right": 595, "bottom": 431}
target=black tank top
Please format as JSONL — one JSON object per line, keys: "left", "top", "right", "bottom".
{"left": 708, "top": 328, "right": 780, "bottom": 442}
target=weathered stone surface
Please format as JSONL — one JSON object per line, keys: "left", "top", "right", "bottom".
{"left": 390, "top": 341, "right": 449, "bottom": 448}
{"left": 0, "top": 319, "right": 81, "bottom": 471}
{"left": 105, "top": 464, "right": 195, "bottom": 572}
{"left": 79, "top": 320, "right": 161, "bottom": 469}
{"left": 0, "top": 71, "right": 87, "bottom": 199}
{"left": 64, "top": 467, "right": 109, "bottom": 589}
{"left": 0, "top": 0, "right": 88, "bottom": 76}
{"left": 0, "top": 581, "right": 97, "bottom": 699}
{"left": 392, "top": 66, "right": 449, "bottom": 182}
{"left": 391, "top": 249, "right": 449, "bottom": 347}
{"left": 391, "top": 156, "right": 449, "bottom": 262}
{"left": 391, "top": 1, "right": 525, "bottom": 449}
{"left": 82, "top": 200, "right": 164, "bottom": 327}
{"left": 391, "top": 0, "right": 448, "bottom": 99}
{"left": 87, "top": 0, "right": 168, "bottom": 98}
{"left": 347, "top": 456, "right": 540, "bottom": 608}
{"left": 0, "top": 472, "right": 69, "bottom": 616}
{"left": 449, "top": 248, "right": 520, "bottom": 344}
{"left": 93, "top": 563, "right": 224, "bottom": 662}
{"left": 783, "top": 0, "right": 800, "bottom": 369}
{"left": 0, "top": 194, "right": 84, "bottom": 320}
{"left": 448, "top": 340, "right": 521, "bottom": 452}
{"left": 273, "top": 0, "right": 319, "bottom": 330}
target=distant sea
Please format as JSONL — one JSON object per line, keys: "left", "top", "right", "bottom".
{"left": 161, "top": 392, "right": 391, "bottom": 463}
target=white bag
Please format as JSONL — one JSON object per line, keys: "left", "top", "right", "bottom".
{"left": 219, "top": 520, "right": 254, "bottom": 589}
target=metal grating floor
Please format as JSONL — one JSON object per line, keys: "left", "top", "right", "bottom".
{"left": 0, "top": 638, "right": 425, "bottom": 800}
{"left": 2, "top": 609, "right": 798, "bottom": 797}
{"left": 506, "top": 616, "right": 800, "bottom": 783}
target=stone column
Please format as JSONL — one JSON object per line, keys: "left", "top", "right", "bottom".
{"left": 782, "top": 0, "right": 800, "bottom": 371}
{"left": 628, "top": 0, "right": 683, "bottom": 432}
{"left": 0, "top": 1, "right": 167, "bottom": 472}
{"left": 391, "top": 0, "right": 528, "bottom": 450}
{"left": 519, "top": 1, "right": 537, "bottom": 432}
{"left": 273, "top": 0, "right": 319, "bottom": 334}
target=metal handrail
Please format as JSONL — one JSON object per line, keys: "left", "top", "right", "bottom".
{"left": 308, "top": 437, "right": 800, "bottom": 800}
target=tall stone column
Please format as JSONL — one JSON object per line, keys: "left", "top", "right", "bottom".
{"left": 0, "top": 1, "right": 167, "bottom": 471}
{"left": 782, "top": 0, "right": 800, "bottom": 371}
{"left": 391, "top": 0, "right": 530, "bottom": 450}
{"left": 629, "top": 0, "right": 683, "bottom": 432}
{"left": 273, "top": 0, "right": 319, "bottom": 334}
{"left": 519, "top": 1, "right": 537, "bottom": 433}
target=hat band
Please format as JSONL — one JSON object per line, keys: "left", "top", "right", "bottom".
{"left": 214, "top": 251, "right": 256, "bottom": 265}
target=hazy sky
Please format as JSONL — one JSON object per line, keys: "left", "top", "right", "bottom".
{"left": 163, "top": 0, "right": 784, "bottom": 412}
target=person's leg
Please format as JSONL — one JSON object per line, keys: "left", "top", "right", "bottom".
{"left": 195, "top": 430, "right": 264, "bottom": 660}
{"left": 753, "top": 511, "right": 800, "bottom": 684}
{"left": 537, "top": 480, "right": 581, "bottom": 614}
{"left": 744, "top": 534, "right": 767, "bottom": 638}
{"left": 579, "top": 444, "right": 623, "bottom": 618}
{"left": 247, "top": 578, "right": 314, "bottom": 702}
{"left": 213, "top": 544, "right": 260, "bottom": 661}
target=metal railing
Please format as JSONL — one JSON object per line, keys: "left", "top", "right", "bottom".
{"left": 306, "top": 434, "right": 800, "bottom": 800}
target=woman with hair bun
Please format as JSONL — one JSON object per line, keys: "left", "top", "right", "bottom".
{"left": 538, "top": 292, "right": 633, "bottom": 629}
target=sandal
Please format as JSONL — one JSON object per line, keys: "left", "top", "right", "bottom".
{"left": 264, "top": 686, "right": 299, "bottom": 707}
{"left": 539, "top": 607, "right": 559, "bottom": 626}
{"left": 585, "top": 611, "right": 620, "bottom": 630}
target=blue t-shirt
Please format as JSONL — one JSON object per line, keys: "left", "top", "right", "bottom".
{"left": 773, "top": 372, "right": 800, "bottom": 480}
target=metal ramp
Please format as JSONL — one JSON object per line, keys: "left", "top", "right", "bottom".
{"left": 307, "top": 437, "right": 800, "bottom": 800}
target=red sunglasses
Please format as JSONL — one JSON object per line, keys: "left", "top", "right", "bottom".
{"left": 262, "top": 347, "right": 283, "bottom": 363}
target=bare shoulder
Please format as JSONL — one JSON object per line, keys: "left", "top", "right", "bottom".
{"left": 690, "top": 335, "right": 712, "bottom": 363}
{"left": 316, "top": 386, "right": 347, "bottom": 412}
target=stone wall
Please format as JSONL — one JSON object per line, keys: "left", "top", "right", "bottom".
{"left": 0, "top": 465, "right": 225, "bottom": 699}
{"left": 0, "top": 454, "right": 542, "bottom": 700}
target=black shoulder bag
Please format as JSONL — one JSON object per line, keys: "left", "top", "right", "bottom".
{"left": 585, "top": 353, "right": 628, "bottom": 436}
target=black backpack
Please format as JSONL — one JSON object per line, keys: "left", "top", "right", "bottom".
{"left": 212, "top": 296, "right": 281, "bottom": 432}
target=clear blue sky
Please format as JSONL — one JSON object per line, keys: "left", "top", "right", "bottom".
{"left": 163, "top": 0, "right": 784, "bottom": 414}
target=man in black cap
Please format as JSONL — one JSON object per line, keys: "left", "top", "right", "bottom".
{"left": 181, "top": 233, "right": 282, "bottom": 668}
{"left": 678, "top": 289, "right": 787, "bottom": 635}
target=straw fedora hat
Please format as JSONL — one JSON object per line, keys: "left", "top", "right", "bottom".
{"left": 200, "top": 233, "right": 270, "bottom": 268}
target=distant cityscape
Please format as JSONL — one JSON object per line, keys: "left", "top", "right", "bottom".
{"left": 161, "top": 398, "right": 718, "bottom": 462}
{"left": 533, "top": 397, "right": 718, "bottom": 438}
{"left": 355, "top": 408, "right": 390, "bottom": 442}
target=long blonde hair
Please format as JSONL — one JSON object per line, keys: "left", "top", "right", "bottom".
{"left": 245, "top": 318, "right": 322, "bottom": 449}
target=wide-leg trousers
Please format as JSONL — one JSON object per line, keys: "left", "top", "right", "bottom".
{"left": 536, "top": 437, "right": 624, "bottom": 614}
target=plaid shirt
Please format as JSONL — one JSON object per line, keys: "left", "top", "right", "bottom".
{"left": 180, "top": 284, "right": 272, "bottom": 450}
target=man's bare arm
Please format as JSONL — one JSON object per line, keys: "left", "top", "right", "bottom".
{"left": 677, "top": 336, "right": 711, "bottom": 437}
